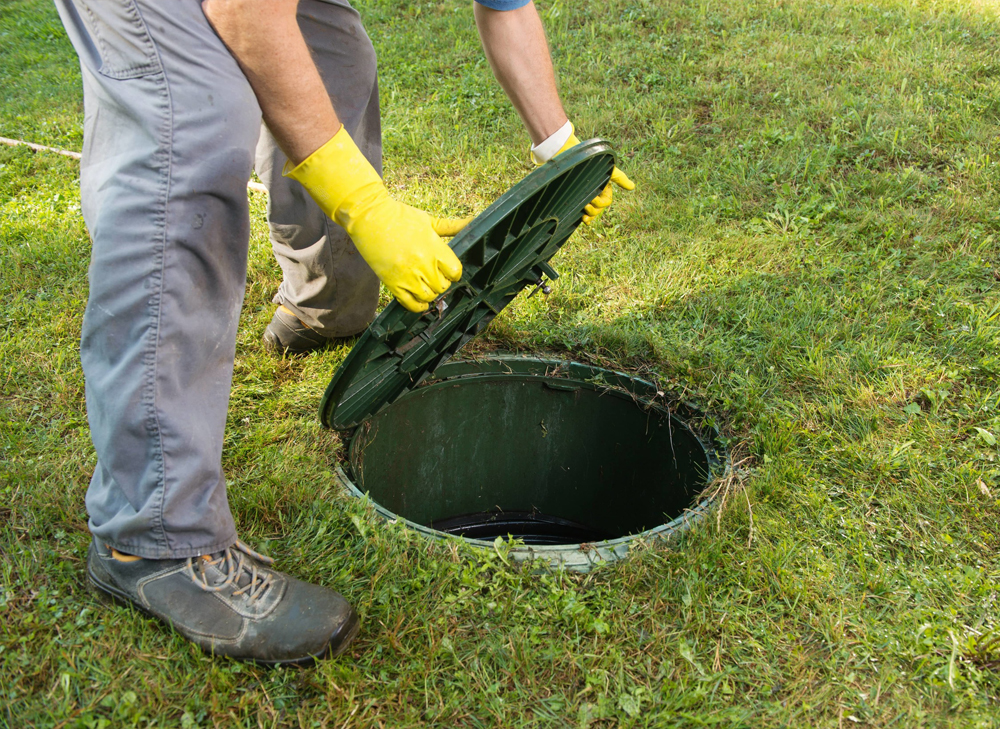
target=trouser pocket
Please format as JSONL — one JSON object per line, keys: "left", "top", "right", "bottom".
{"left": 68, "top": 0, "right": 161, "bottom": 79}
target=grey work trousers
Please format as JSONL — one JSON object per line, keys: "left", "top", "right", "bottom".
{"left": 54, "top": 0, "right": 381, "bottom": 558}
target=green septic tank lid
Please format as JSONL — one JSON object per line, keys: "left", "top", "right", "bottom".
{"left": 320, "top": 139, "right": 616, "bottom": 430}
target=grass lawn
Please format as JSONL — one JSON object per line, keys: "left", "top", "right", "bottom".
{"left": 3, "top": 0, "right": 1000, "bottom": 725}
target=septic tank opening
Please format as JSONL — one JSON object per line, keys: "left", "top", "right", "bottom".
{"left": 347, "top": 361, "right": 718, "bottom": 549}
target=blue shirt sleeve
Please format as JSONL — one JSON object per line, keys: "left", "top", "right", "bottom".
{"left": 474, "top": 0, "right": 532, "bottom": 10}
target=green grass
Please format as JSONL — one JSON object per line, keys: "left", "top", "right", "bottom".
{"left": 3, "top": 0, "right": 1000, "bottom": 725}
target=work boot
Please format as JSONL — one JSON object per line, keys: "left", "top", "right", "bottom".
{"left": 262, "top": 305, "right": 331, "bottom": 355}
{"left": 86, "top": 538, "right": 359, "bottom": 666}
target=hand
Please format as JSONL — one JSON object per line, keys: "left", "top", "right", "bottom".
{"left": 344, "top": 199, "right": 469, "bottom": 313}
{"left": 554, "top": 132, "right": 635, "bottom": 224}
{"left": 581, "top": 165, "right": 636, "bottom": 224}
{"left": 285, "top": 127, "right": 469, "bottom": 312}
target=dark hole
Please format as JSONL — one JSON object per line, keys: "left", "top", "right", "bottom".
{"left": 349, "top": 375, "right": 711, "bottom": 545}
{"left": 431, "top": 509, "right": 615, "bottom": 544}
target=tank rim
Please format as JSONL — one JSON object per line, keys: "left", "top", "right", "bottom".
{"left": 336, "top": 355, "right": 730, "bottom": 572}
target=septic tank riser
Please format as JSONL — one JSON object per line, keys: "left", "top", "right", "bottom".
{"left": 334, "top": 357, "right": 727, "bottom": 573}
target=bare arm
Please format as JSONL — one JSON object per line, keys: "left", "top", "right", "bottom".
{"left": 473, "top": 2, "right": 568, "bottom": 145}
{"left": 204, "top": 0, "right": 467, "bottom": 313}
{"left": 201, "top": 0, "right": 340, "bottom": 165}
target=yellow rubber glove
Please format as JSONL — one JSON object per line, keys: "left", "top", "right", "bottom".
{"left": 533, "top": 126, "right": 636, "bottom": 224}
{"left": 285, "top": 127, "right": 468, "bottom": 312}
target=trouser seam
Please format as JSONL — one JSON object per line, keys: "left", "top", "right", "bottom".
{"left": 133, "top": 0, "right": 174, "bottom": 555}
{"left": 316, "top": 213, "right": 341, "bottom": 330}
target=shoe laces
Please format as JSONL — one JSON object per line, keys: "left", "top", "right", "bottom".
{"left": 185, "top": 540, "right": 276, "bottom": 602}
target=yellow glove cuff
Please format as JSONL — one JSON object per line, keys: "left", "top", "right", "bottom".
{"left": 530, "top": 131, "right": 581, "bottom": 168}
{"left": 530, "top": 121, "right": 577, "bottom": 166}
{"left": 555, "top": 132, "right": 581, "bottom": 158}
{"left": 283, "top": 126, "right": 385, "bottom": 229}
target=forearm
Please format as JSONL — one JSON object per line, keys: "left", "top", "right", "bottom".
{"left": 202, "top": 0, "right": 339, "bottom": 165}
{"left": 473, "top": 2, "right": 567, "bottom": 145}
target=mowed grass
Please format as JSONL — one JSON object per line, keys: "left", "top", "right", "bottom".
{"left": 3, "top": 0, "right": 1000, "bottom": 725}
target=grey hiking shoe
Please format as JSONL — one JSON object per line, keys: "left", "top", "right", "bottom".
{"left": 86, "top": 538, "right": 359, "bottom": 666}
{"left": 262, "top": 305, "right": 330, "bottom": 355}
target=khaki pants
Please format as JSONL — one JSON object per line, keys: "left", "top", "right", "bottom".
{"left": 55, "top": 0, "right": 380, "bottom": 558}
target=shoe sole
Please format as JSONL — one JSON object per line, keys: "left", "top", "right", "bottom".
{"left": 87, "top": 561, "right": 361, "bottom": 668}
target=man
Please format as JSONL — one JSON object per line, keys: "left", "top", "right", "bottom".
{"left": 54, "top": 0, "right": 634, "bottom": 665}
